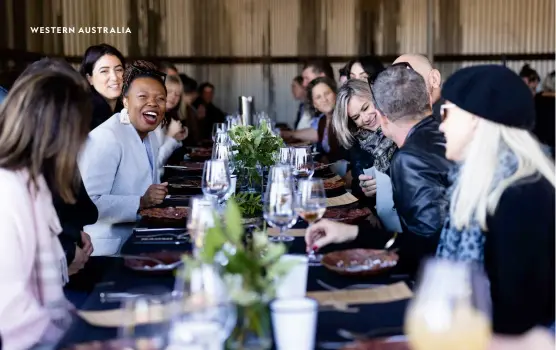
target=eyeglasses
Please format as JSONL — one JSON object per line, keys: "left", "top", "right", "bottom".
{"left": 440, "top": 103, "right": 455, "bottom": 122}
{"left": 390, "top": 61, "right": 414, "bottom": 70}
{"left": 130, "top": 64, "right": 167, "bottom": 83}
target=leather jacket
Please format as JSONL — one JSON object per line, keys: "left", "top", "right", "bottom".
{"left": 389, "top": 115, "right": 453, "bottom": 271}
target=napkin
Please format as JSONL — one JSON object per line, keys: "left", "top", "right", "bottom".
{"left": 326, "top": 192, "right": 358, "bottom": 207}
{"left": 363, "top": 167, "right": 402, "bottom": 233}
{"left": 267, "top": 227, "right": 306, "bottom": 237}
{"left": 307, "top": 282, "right": 412, "bottom": 306}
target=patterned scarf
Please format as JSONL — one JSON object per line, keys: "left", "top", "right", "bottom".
{"left": 436, "top": 147, "right": 519, "bottom": 262}
{"left": 355, "top": 127, "right": 397, "bottom": 173}
{"left": 30, "top": 174, "right": 73, "bottom": 344}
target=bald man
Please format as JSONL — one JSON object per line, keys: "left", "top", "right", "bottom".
{"left": 393, "top": 54, "right": 443, "bottom": 120}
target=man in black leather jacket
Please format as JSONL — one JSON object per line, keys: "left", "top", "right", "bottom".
{"left": 304, "top": 65, "right": 453, "bottom": 275}
{"left": 371, "top": 64, "right": 454, "bottom": 273}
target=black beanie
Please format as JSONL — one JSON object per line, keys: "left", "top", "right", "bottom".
{"left": 441, "top": 65, "right": 536, "bottom": 130}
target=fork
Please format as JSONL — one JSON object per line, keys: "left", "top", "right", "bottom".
{"left": 138, "top": 233, "right": 189, "bottom": 240}
{"left": 316, "top": 279, "right": 383, "bottom": 291}
{"left": 384, "top": 232, "right": 398, "bottom": 250}
{"left": 337, "top": 326, "right": 404, "bottom": 341}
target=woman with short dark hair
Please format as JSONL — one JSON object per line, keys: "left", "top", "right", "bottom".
{"left": 79, "top": 60, "right": 169, "bottom": 255}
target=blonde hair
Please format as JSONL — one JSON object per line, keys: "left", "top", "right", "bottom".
{"left": 165, "top": 74, "right": 189, "bottom": 125}
{"left": 451, "top": 118, "right": 555, "bottom": 230}
{"left": 332, "top": 79, "right": 373, "bottom": 148}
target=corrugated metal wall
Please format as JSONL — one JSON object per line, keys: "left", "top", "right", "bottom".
{"left": 3, "top": 0, "right": 555, "bottom": 126}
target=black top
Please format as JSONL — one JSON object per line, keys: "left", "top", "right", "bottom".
{"left": 192, "top": 98, "right": 226, "bottom": 140}
{"left": 485, "top": 175, "right": 555, "bottom": 334}
{"left": 90, "top": 88, "right": 123, "bottom": 131}
{"left": 388, "top": 116, "right": 453, "bottom": 273}
{"left": 533, "top": 93, "right": 555, "bottom": 151}
{"left": 53, "top": 177, "right": 99, "bottom": 264}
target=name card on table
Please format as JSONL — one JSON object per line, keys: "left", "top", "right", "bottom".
{"left": 306, "top": 282, "right": 413, "bottom": 306}
{"left": 326, "top": 192, "right": 358, "bottom": 207}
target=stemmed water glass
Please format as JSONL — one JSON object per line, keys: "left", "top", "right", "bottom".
{"left": 212, "top": 142, "right": 237, "bottom": 200}
{"left": 276, "top": 147, "right": 293, "bottom": 167}
{"left": 405, "top": 259, "right": 492, "bottom": 350}
{"left": 119, "top": 293, "right": 173, "bottom": 349}
{"left": 187, "top": 195, "right": 217, "bottom": 254}
{"left": 290, "top": 146, "right": 315, "bottom": 181}
{"left": 296, "top": 178, "right": 327, "bottom": 266}
{"left": 212, "top": 123, "right": 227, "bottom": 142}
{"left": 264, "top": 165, "right": 297, "bottom": 242}
{"left": 170, "top": 264, "right": 237, "bottom": 348}
{"left": 201, "top": 160, "right": 231, "bottom": 205}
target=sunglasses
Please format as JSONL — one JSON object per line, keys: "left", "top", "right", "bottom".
{"left": 130, "top": 64, "right": 167, "bottom": 83}
{"left": 440, "top": 103, "right": 455, "bottom": 122}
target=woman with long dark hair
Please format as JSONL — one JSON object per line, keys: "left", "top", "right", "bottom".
{"left": 80, "top": 43, "right": 126, "bottom": 130}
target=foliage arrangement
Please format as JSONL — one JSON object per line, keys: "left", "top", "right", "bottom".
{"left": 181, "top": 199, "right": 297, "bottom": 306}
{"left": 228, "top": 120, "right": 284, "bottom": 169}
{"left": 232, "top": 193, "right": 263, "bottom": 217}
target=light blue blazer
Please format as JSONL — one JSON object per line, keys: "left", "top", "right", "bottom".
{"left": 78, "top": 113, "right": 160, "bottom": 255}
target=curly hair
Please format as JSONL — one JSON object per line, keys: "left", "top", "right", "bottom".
{"left": 122, "top": 60, "right": 166, "bottom": 97}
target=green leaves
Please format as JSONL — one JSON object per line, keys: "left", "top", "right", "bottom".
{"left": 180, "top": 196, "right": 295, "bottom": 306}
{"left": 232, "top": 193, "right": 262, "bottom": 217}
{"left": 228, "top": 124, "right": 284, "bottom": 169}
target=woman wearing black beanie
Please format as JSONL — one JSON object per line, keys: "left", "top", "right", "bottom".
{"left": 436, "top": 65, "right": 555, "bottom": 335}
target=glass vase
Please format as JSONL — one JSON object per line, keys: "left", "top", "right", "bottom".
{"left": 237, "top": 164, "right": 263, "bottom": 193}
{"left": 226, "top": 303, "right": 272, "bottom": 350}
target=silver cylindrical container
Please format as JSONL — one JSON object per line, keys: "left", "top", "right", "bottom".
{"left": 238, "top": 96, "right": 254, "bottom": 126}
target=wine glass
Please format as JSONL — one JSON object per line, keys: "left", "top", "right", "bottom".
{"left": 187, "top": 195, "right": 217, "bottom": 254}
{"left": 212, "top": 142, "right": 236, "bottom": 174}
{"left": 226, "top": 114, "right": 241, "bottom": 130}
{"left": 170, "top": 264, "right": 237, "bottom": 348}
{"left": 212, "top": 123, "right": 227, "bottom": 141}
{"left": 202, "top": 160, "right": 231, "bottom": 203}
{"left": 405, "top": 259, "right": 492, "bottom": 350}
{"left": 214, "top": 130, "right": 230, "bottom": 145}
{"left": 296, "top": 178, "right": 327, "bottom": 266}
{"left": 264, "top": 165, "right": 297, "bottom": 242}
{"left": 290, "top": 146, "right": 314, "bottom": 181}
{"left": 276, "top": 147, "right": 293, "bottom": 167}
{"left": 119, "top": 292, "right": 173, "bottom": 349}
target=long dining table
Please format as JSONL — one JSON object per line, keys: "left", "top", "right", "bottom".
{"left": 56, "top": 156, "right": 413, "bottom": 349}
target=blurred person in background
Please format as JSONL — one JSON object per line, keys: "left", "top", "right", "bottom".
{"left": 292, "top": 75, "right": 312, "bottom": 130}
{"left": 345, "top": 56, "right": 384, "bottom": 81}
{"left": 533, "top": 71, "right": 555, "bottom": 157}
{"left": 301, "top": 60, "right": 335, "bottom": 87}
{"left": 338, "top": 65, "right": 349, "bottom": 86}
{"left": 156, "top": 74, "right": 189, "bottom": 177}
{"left": 519, "top": 64, "right": 540, "bottom": 95}
{"left": 159, "top": 61, "right": 179, "bottom": 76}
{"left": 193, "top": 82, "right": 226, "bottom": 140}
{"left": 79, "top": 44, "right": 125, "bottom": 131}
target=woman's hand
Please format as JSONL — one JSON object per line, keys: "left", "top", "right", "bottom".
{"left": 358, "top": 174, "right": 377, "bottom": 197}
{"left": 305, "top": 219, "right": 359, "bottom": 252}
{"left": 68, "top": 246, "right": 89, "bottom": 276}
{"left": 80, "top": 231, "right": 93, "bottom": 256}
{"left": 489, "top": 328, "right": 554, "bottom": 350}
{"left": 167, "top": 119, "right": 188, "bottom": 141}
{"left": 140, "top": 182, "right": 168, "bottom": 209}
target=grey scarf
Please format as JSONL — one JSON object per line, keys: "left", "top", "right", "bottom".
{"left": 355, "top": 127, "right": 397, "bottom": 173}
{"left": 436, "top": 147, "right": 519, "bottom": 262}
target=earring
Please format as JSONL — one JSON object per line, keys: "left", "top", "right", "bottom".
{"left": 119, "top": 108, "right": 130, "bottom": 125}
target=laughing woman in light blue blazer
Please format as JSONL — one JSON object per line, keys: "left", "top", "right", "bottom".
{"left": 79, "top": 61, "right": 170, "bottom": 255}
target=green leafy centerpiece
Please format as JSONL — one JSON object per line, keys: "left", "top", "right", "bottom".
{"left": 181, "top": 199, "right": 297, "bottom": 349}
{"left": 228, "top": 120, "right": 284, "bottom": 192}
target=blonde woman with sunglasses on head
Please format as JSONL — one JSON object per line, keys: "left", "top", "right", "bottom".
{"left": 437, "top": 65, "right": 555, "bottom": 335}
